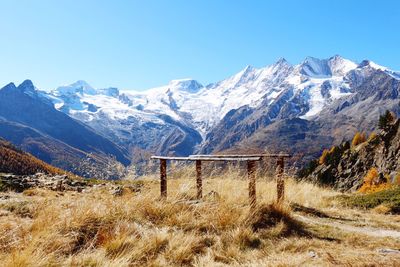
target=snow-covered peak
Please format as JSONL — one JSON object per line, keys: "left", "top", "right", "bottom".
{"left": 242, "top": 65, "right": 255, "bottom": 73}
{"left": 268, "top": 58, "right": 293, "bottom": 75}
{"left": 328, "top": 55, "right": 357, "bottom": 76}
{"left": 53, "top": 81, "right": 121, "bottom": 97}
{"left": 295, "top": 56, "right": 357, "bottom": 78}
{"left": 97, "top": 87, "right": 119, "bottom": 97}
{"left": 211, "top": 65, "right": 257, "bottom": 90}
{"left": 55, "top": 80, "right": 96, "bottom": 96}
{"left": 299, "top": 56, "right": 332, "bottom": 78}
{"left": 167, "top": 79, "right": 204, "bottom": 93}
{"left": 40, "top": 55, "right": 398, "bottom": 144}
{"left": 71, "top": 80, "right": 93, "bottom": 88}
{"left": 358, "top": 60, "right": 387, "bottom": 71}
{"left": 357, "top": 60, "right": 400, "bottom": 80}
{"left": 273, "top": 57, "right": 290, "bottom": 67}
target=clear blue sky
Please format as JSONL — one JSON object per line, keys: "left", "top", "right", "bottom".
{"left": 0, "top": 0, "right": 399, "bottom": 91}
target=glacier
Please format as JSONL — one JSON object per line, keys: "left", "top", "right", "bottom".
{"left": 38, "top": 55, "right": 400, "bottom": 156}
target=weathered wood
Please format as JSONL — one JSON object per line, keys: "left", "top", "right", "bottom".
{"left": 151, "top": 156, "right": 192, "bottom": 160}
{"left": 190, "top": 154, "right": 290, "bottom": 158}
{"left": 151, "top": 156, "right": 262, "bottom": 161}
{"left": 160, "top": 159, "right": 167, "bottom": 198}
{"left": 276, "top": 157, "right": 285, "bottom": 203}
{"left": 192, "top": 157, "right": 261, "bottom": 161}
{"left": 152, "top": 152, "right": 290, "bottom": 207}
{"left": 247, "top": 161, "right": 256, "bottom": 209}
{"left": 196, "top": 160, "right": 202, "bottom": 199}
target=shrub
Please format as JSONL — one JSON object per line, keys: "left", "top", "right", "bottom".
{"left": 319, "top": 149, "right": 330, "bottom": 165}
{"left": 379, "top": 110, "right": 396, "bottom": 130}
{"left": 358, "top": 168, "right": 391, "bottom": 193}
{"left": 325, "top": 145, "right": 343, "bottom": 166}
{"left": 339, "top": 186, "right": 400, "bottom": 213}
{"left": 298, "top": 141, "right": 349, "bottom": 178}
{"left": 395, "top": 173, "right": 400, "bottom": 185}
{"left": 319, "top": 145, "right": 344, "bottom": 166}
{"left": 351, "top": 132, "right": 366, "bottom": 148}
{"left": 368, "top": 132, "right": 377, "bottom": 141}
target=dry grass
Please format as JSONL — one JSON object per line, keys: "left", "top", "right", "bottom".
{"left": 0, "top": 168, "right": 400, "bottom": 266}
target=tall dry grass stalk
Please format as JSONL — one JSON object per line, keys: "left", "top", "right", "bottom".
{"left": 0, "top": 167, "right": 397, "bottom": 266}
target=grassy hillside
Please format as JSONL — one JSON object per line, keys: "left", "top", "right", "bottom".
{"left": 338, "top": 186, "right": 400, "bottom": 213}
{"left": 1, "top": 169, "right": 399, "bottom": 266}
{"left": 0, "top": 138, "right": 67, "bottom": 176}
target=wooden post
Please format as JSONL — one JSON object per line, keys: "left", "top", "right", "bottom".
{"left": 276, "top": 157, "right": 285, "bottom": 203}
{"left": 196, "top": 160, "right": 202, "bottom": 199}
{"left": 248, "top": 160, "right": 256, "bottom": 209}
{"left": 160, "top": 159, "right": 167, "bottom": 198}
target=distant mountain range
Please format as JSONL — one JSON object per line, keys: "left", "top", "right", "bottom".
{"left": 1, "top": 55, "right": 399, "bottom": 175}
{"left": 0, "top": 80, "right": 130, "bottom": 176}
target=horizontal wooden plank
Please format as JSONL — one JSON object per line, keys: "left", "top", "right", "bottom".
{"left": 151, "top": 156, "right": 261, "bottom": 161}
{"left": 151, "top": 156, "right": 192, "bottom": 160}
{"left": 189, "top": 153, "right": 291, "bottom": 158}
{"left": 192, "top": 157, "right": 261, "bottom": 161}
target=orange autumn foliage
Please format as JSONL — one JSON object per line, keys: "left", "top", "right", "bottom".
{"left": 318, "top": 149, "right": 330, "bottom": 165}
{"left": 358, "top": 168, "right": 391, "bottom": 193}
{"left": 352, "top": 132, "right": 366, "bottom": 148}
{"left": 0, "top": 139, "right": 67, "bottom": 176}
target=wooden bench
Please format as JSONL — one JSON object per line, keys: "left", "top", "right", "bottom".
{"left": 151, "top": 153, "right": 290, "bottom": 208}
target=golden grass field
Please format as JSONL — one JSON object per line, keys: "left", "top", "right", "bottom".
{"left": 1, "top": 168, "right": 400, "bottom": 266}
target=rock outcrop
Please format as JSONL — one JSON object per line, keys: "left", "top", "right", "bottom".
{"left": 305, "top": 118, "right": 400, "bottom": 191}
{"left": 0, "top": 172, "right": 143, "bottom": 195}
{"left": 0, "top": 173, "right": 87, "bottom": 192}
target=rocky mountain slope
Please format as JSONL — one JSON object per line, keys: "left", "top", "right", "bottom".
{"left": 226, "top": 59, "right": 394, "bottom": 162}
{"left": 0, "top": 138, "right": 66, "bottom": 176}
{"left": 305, "top": 115, "right": 400, "bottom": 191}
{"left": 0, "top": 81, "right": 130, "bottom": 175}
{"left": 39, "top": 56, "right": 400, "bottom": 162}
{"left": 1, "top": 55, "right": 400, "bottom": 172}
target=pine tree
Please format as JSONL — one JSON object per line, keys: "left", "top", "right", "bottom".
{"left": 319, "top": 149, "right": 330, "bottom": 165}
{"left": 379, "top": 110, "right": 395, "bottom": 130}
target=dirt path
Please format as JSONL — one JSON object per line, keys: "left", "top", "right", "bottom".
{"left": 295, "top": 214, "right": 400, "bottom": 238}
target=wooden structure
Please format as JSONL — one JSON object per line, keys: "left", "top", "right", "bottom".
{"left": 151, "top": 153, "right": 290, "bottom": 207}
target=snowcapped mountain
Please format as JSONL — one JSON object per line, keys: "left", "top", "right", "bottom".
{"left": 0, "top": 80, "right": 130, "bottom": 176}
{"left": 118, "top": 55, "right": 360, "bottom": 136}
{"left": 12, "top": 55, "right": 400, "bottom": 164}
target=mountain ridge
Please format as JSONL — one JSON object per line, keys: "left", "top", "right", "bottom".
{"left": 1, "top": 55, "right": 400, "bottom": 171}
{"left": 0, "top": 80, "right": 130, "bottom": 177}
